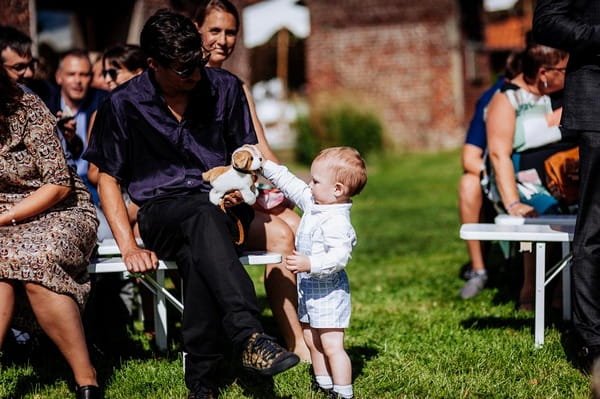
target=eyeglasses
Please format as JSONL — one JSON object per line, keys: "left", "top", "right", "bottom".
{"left": 3, "top": 58, "right": 38, "bottom": 73}
{"left": 546, "top": 67, "right": 567, "bottom": 73}
{"left": 170, "top": 53, "right": 211, "bottom": 78}
{"left": 102, "top": 68, "right": 119, "bottom": 81}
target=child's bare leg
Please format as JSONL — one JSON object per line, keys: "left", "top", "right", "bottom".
{"left": 320, "top": 328, "right": 352, "bottom": 397}
{"left": 304, "top": 324, "right": 330, "bottom": 375}
{"left": 0, "top": 280, "right": 15, "bottom": 347}
{"left": 320, "top": 328, "right": 351, "bottom": 384}
{"left": 304, "top": 324, "right": 334, "bottom": 391}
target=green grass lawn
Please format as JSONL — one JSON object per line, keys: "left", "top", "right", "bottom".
{"left": 0, "top": 149, "right": 591, "bottom": 398}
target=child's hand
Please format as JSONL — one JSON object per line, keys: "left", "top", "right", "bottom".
{"left": 285, "top": 250, "right": 311, "bottom": 274}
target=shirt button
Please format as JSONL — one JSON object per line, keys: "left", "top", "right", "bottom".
{"left": 187, "top": 180, "right": 193, "bottom": 185}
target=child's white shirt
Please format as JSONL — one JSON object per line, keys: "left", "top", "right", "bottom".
{"left": 261, "top": 160, "right": 357, "bottom": 276}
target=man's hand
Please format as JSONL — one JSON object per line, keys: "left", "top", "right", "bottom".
{"left": 57, "top": 111, "right": 77, "bottom": 142}
{"left": 222, "top": 190, "right": 244, "bottom": 208}
{"left": 285, "top": 250, "right": 311, "bottom": 274}
{"left": 122, "top": 246, "right": 159, "bottom": 273}
{"left": 545, "top": 107, "right": 563, "bottom": 127}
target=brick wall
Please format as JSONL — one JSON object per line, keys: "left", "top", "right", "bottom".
{"left": 306, "top": 0, "right": 465, "bottom": 150}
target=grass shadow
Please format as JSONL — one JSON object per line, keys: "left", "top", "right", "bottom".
{"left": 460, "top": 316, "right": 533, "bottom": 332}
{"left": 236, "top": 374, "right": 291, "bottom": 399}
{"left": 348, "top": 345, "right": 379, "bottom": 380}
{"left": 1, "top": 319, "right": 179, "bottom": 398}
{"left": 1, "top": 335, "right": 72, "bottom": 397}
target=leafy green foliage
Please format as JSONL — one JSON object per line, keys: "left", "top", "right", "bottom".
{"left": 294, "top": 105, "right": 383, "bottom": 165}
{"left": 293, "top": 114, "right": 320, "bottom": 166}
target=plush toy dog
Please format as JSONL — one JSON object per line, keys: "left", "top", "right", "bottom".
{"left": 202, "top": 145, "right": 262, "bottom": 206}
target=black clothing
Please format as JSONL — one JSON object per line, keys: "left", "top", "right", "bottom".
{"left": 534, "top": 0, "right": 600, "bottom": 348}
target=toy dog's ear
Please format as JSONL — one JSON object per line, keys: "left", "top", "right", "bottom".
{"left": 232, "top": 150, "right": 252, "bottom": 170}
{"left": 242, "top": 152, "right": 254, "bottom": 170}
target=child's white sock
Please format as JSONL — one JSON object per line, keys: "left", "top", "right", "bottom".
{"left": 315, "top": 375, "right": 333, "bottom": 390}
{"left": 333, "top": 384, "right": 353, "bottom": 398}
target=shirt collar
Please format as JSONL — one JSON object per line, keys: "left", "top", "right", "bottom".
{"left": 137, "top": 68, "right": 217, "bottom": 106}
{"left": 311, "top": 202, "right": 353, "bottom": 214}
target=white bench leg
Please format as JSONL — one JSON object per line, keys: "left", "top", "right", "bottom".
{"left": 535, "top": 242, "right": 546, "bottom": 348}
{"left": 562, "top": 242, "right": 572, "bottom": 321}
{"left": 154, "top": 269, "right": 168, "bottom": 352}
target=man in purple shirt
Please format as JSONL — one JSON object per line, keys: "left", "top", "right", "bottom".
{"left": 84, "top": 10, "right": 298, "bottom": 398}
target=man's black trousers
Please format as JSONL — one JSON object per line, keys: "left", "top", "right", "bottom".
{"left": 138, "top": 192, "right": 263, "bottom": 390}
{"left": 572, "top": 132, "right": 600, "bottom": 348}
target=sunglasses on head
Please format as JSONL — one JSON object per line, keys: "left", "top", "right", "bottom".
{"left": 170, "top": 53, "right": 211, "bottom": 78}
{"left": 102, "top": 68, "right": 119, "bottom": 81}
{"left": 4, "top": 58, "right": 38, "bottom": 73}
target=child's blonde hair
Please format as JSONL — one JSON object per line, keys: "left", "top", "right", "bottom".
{"left": 314, "top": 146, "right": 367, "bottom": 197}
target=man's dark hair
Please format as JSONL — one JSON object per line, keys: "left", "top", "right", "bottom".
{"left": 140, "top": 9, "right": 202, "bottom": 68}
{"left": 0, "top": 25, "right": 32, "bottom": 62}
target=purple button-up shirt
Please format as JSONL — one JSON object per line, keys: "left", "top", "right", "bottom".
{"left": 84, "top": 67, "right": 257, "bottom": 206}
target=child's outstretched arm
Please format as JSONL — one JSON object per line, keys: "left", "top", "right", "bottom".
{"left": 250, "top": 150, "right": 313, "bottom": 211}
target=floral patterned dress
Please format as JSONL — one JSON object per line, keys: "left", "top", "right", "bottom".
{"left": 0, "top": 93, "right": 98, "bottom": 326}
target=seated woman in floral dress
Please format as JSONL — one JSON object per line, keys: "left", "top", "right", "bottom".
{"left": 0, "top": 66, "right": 101, "bottom": 399}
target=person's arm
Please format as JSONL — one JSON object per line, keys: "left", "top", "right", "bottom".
{"left": 462, "top": 144, "right": 484, "bottom": 176}
{"left": 98, "top": 172, "right": 158, "bottom": 272}
{"left": 88, "top": 162, "right": 100, "bottom": 186}
{"left": 486, "top": 92, "right": 537, "bottom": 217}
{"left": 533, "top": 0, "right": 600, "bottom": 53}
{"left": 0, "top": 184, "right": 70, "bottom": 226}
{"left": 242, "top": 83, "right": 280, "bottom": 163}
{"left": 0, "top": 94, "right": 73, "bottom": 225}
{"left": 260, "top": 160, "right": 312, "bottom": 210}
{"left": 86, "top": 111, "right": 100, "bottom": 186}
{"left": 287, "top": 216, "right": 356, "bottom": 275}
{"left": 86, "top": 98, "right": 157, "bottom": 271}
{"left": 56, "top": 112, "right": 84, "bottom": 159}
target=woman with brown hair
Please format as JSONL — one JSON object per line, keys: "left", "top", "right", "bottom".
{"left": 486, "top": 42, "right": 576, "bottom": 310}
{"left": 194, "top": 0, "right": 310, "bottom": 361}
{"left": 0, "top": 66, "right": 101, "bottom": 399}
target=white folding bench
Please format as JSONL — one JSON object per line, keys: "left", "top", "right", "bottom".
{"left": 460, "top": 215, "right": 576, "bottom": 348}
{"left": 88, "top": 238, "right": 281, "bottom": 351}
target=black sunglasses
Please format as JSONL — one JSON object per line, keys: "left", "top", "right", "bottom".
{"left": 170, "top": 53, "right": 211, "bottom": 78}
{"left": 102, "top": 68, "right": 119, "bottom": 81}
{"left": 4, "top": 58, "right": 38, "bottom": 73}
